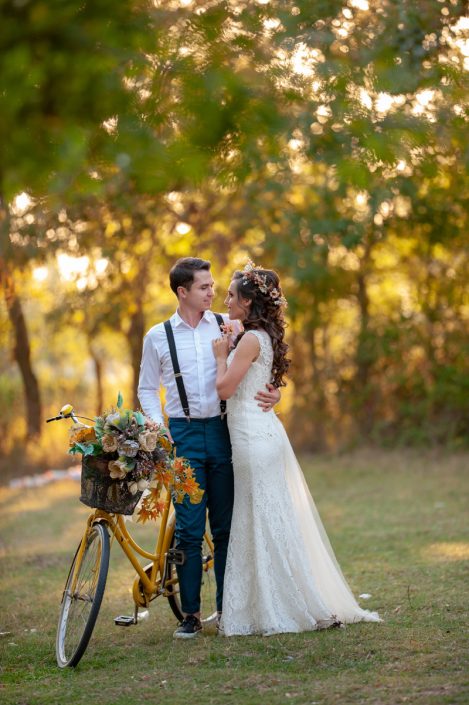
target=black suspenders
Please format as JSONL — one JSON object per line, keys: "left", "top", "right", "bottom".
{"left": 164, "top": 314, "right": 226, "bottom": 422}
{"left": 163, "top": 320, "right": 190, "bottom": 420}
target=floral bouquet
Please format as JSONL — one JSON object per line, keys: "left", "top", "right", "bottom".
{"left": 69, "top": 392, "right": 203, "bottom": 519}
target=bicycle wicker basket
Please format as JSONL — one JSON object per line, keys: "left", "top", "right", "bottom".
{"left": 80, "top": 455, "right": 143, "bottom": 515}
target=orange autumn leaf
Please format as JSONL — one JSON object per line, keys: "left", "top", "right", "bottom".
{"left": 182, "top": 477, "right": 198, "bottom": 494}
{"left": 149, "top": 485, "right": 162, "bottom": 500}
{"left": 189, "top": 487, "right": 204, "bottom": 505}
{"left": 155, "top": 499, "right": 167, "bottom": 514}
{"left": 158, "top": 435, "right": 173, "bottom": 452}
{"left": 160, "top": 471, "right": 173, "bottom": 486}
{"left": 138, "top": 508, "right": 160, "bottom": 524}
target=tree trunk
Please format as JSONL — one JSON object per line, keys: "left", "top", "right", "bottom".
{"left": 0, "top": 258, "right": 42, "bottom": 438}
{"left": 356, "top": 268, "right": 371, "bottom": 389}
{"left": 127, "top": 303, "right": 145, "bottom": 410}
{"left": 287, "top": 316, "right": 328, "bottom": 452}
{"left": 354, "top": 237, "right": 376, "bottom": 436}
{"left": 88, "top": 343, "right": 104, "bottom": 415}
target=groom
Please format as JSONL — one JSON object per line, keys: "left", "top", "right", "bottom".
{"left": 138, "top": 257, "right": 279, "bottom": 638}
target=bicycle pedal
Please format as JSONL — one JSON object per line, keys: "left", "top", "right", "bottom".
{"left": 114, "top": 615, "right": 136, "bottom": 627}
{"left": 166, "top": 548, "right": 185, "bottom": 566}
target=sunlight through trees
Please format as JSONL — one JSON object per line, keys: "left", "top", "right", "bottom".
{"left": 0, "top": 0, "right": 467, "bottom": 459}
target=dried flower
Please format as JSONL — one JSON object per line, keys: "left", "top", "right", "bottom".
{"left": 102, "top": 434, "right": 118, "bottom": 453}
{"left": 105, "top": 412, "right": 121, "bottom": 426}
{"left": 241, "top": 261, "right": 287, "bottom": 306}
{"left": 220, "top": 323, "right": 234, "bottom": 336}
{"left": 138, "top": 431, "right": 158, "bottom": 452}
{"left": 117, "top": 439, "right": 139, "bottom": 457}
{"left": 109, "top": 459, "right": 127, "bottom": 479}
{"left": 128, "top": 481, "right": 139, "bottom": 495}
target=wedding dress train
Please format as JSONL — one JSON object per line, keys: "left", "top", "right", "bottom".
{"left": 221, "top": 329, "right": 381, "bottom": 636}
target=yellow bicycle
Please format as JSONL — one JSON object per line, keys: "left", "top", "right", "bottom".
{"left": 48, "top": 406, "right": 216, "bottom": 668}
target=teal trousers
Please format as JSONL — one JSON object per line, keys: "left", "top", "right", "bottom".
{"left": 168, "top": 416, "right": 234, "bottom": 615}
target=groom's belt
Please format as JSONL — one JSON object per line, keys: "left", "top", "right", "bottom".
{"left": 168, "top": 415, "right": 226, "bottom": 424}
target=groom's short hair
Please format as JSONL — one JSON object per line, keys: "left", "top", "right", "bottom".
{"left": 170, "top": 257, "right": 211, "bottom": 296}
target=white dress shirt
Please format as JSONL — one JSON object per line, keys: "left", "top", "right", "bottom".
{"left": 138, "top": 310, "right": 232, "bottom": 424}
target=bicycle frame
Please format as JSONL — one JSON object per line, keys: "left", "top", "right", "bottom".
{"left": 68, "top": 490, "right": 214, "bottom": 613}
{"left": 53, "top": 404, "right": 216, "bottom": 668}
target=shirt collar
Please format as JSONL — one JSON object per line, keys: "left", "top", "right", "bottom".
{"left": 172, "top": 309, "right": 214, "bottom": 328}
{"left": 172, "top": 310, "right": 185, "bottom": 327}
{"left": 202, "top": 309, "right": 214, "bottom": 323}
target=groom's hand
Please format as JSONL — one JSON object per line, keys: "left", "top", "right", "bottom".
{"left": 255, "top": 383, "right": 280, "bottom": 412}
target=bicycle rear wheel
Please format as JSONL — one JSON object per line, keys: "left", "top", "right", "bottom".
{"left": 56, "top": 522, "right": 110, "bottom": 668}
{"left": 165, "top": 528, "right": 217, "bottom": 625}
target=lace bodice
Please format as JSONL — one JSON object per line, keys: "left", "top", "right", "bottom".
{"left": 226, "top": 329, "right": 273, "bottom": 420}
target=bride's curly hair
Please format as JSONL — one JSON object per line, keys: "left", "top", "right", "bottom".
{"left": 232, "top": 268, "right": 290, "bottom": 388}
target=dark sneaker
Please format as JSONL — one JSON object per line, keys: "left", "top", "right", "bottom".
{"left": 173, "top": 615, "right": 202, "bottom": 639}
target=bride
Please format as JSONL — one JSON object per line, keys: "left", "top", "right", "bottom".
{"left": 212, "top": 263, "right": 381, "bottom": 636}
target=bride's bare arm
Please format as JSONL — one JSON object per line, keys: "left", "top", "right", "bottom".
{"left": 212, "top": 334, "right": 260, "bottom": 400}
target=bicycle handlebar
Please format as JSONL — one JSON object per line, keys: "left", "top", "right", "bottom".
{"left": 46, "top": 411, "right": 94, "bottom": 425}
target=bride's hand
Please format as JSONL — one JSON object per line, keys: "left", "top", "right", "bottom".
{"left": 212, "top": 335, "right": 231, "bottom": 360}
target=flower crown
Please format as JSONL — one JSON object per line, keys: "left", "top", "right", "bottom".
{"left": 241, "top": 260, "right": 287, "bottom": 307}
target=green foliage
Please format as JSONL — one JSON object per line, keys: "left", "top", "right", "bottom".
{"left": 1, "top": 0, "right": 468, "bottom": 452}
{"left": 133, "top": 410, "right": 145, "bottom": 427}
{"left": 94, "top": 415, "right": 106, "bottom": 439}
{"left": 68, "top": 442, "right": 99, "bottom": 457}
{"left": 0, "top": 0, "right": 150, "bottom": 199}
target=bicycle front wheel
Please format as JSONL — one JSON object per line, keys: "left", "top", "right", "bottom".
{"left": 56, "top": 522, "right": 110, "bottom": 668}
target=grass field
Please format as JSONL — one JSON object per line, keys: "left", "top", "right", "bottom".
{"left": 1, "top": 449, "right": 468, "bottom": 705}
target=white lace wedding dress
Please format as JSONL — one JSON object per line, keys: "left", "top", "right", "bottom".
{"left": 221, "top": 329, "right": 381, "bottom": 636}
